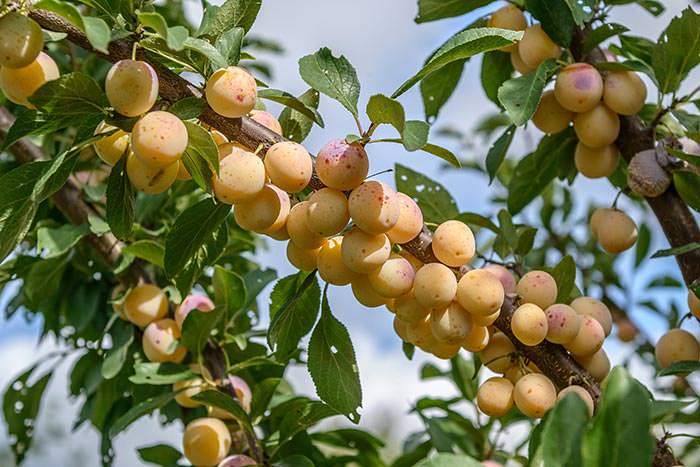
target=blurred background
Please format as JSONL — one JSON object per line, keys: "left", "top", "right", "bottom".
{"left": 1, "top": 0, "right": 698, "bottom": 465}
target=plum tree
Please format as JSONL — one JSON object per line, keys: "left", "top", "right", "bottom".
{"left": 93, "top": 122, "right": 129, "bottom": 166}
{"left": 286, "top": 241, "right": 320, "bottom": 271}
{"left": 123, "top": 284, "right": 168, "bottom": 327}
{"left": 182, "top": 418, "right": 232, "bottom": 467}
{"left": 233, "top": 184, "right": 291, "bottom": 234}
{"left": 575, "top": 349, "right": 611, "bottom": 382}
{"left": 554, "top": 63, "right": 604, "bottom": 112}
{"left": 0, "top": 12, "right": 43, "bottom": 69}
{"left": 175, "top": 294, "right": 215, "bottom": 329}
{"left": 589, "top": 208, "right": 638, "bottom": 254}
{"left": 532, "top": 90, "right": 574, "bottom": 134}
{"left": 564, "top": 315, "right": 605, "bottom": 357}
{"left": 545, "top": 303, "right": 581, "bottom": 344}
{"left": 476, "top": 377, "right": 514, "bottom": 417}
{"left": 351, "top": 275, "right": 387, "bottom": 308}
{"left": 131, "top": 111, "right": 188, "bottom": 168}
{"left": 482, "top": 264, "right": 517, "bottom": 295}
{"left": 317, "top": 236, "right": 358, "bottom": 286}
{"left": 348, "top": 181, "right": 400, "bottom": 234}
{"left": 142, "top": 318, "right": 187, "bottom": 363}
{"left": 516, "top": 270, "right": 557, "bottom": 309}
{"left": 306, "top": 187, "right": 350, "bottom": 236}
{"left": 126, "top": 152, "right": 180, "bottom": 194}
{"left": 558, "top": 385, "right": 594, "bottom": 417}
{"left": 413, "top": 263, "right": 458, "bottom": 309}
{"left": 462, "top": 324, "right": 490, "bottom": 352}
{"left": 263, "top": 141, "right": 313, "bottom": 193}
{"left": 655, "top": 329, "right": 700, "bottom": 369}
{"left": 430, "top": 302, "right": 472, "bottom": 344}
{"left": 249, "top": 109, "right": 282, "bottom": 134}
{"left": 603, "top": 70, "right": 647, "bottom": 116}
{"left": 213, "top": 146, "right": 266, "bottom": 204}
{"left": 574, "top": 142, "right": 620, "bottom": 179}
{"left": 205, "top": 66, "right": 257, "bottom": 118}
{"left": 105, "top": 60, "right": 159, "bottom": 117}
{"left": 0, "top": 51, "right": 59, "bottom": 107}
{"left": 386, "top": 193, "right": 424, "bottom": 244}
{"left": 457, "top": 269, "right": 505, "bottom": 315}
{"left": 340, "top": 227, "right": 391, "bottom": 273}
{"left": 511, "top": 303, "right": 548, "bottom": 346}
{"left": 316, "top": 139, "right": 369, "bottom": 190}
{"left": 368, "top": 254, "right": 415, "bottom": 298}
{"left": 479, "top": 332, "right": 516, "bottom": 373}
{"left": 573, "top": 103, "right": 620, "bottom": 148}
{"left": 286, "top": 201, "right": 327, "bottom": 249}
{"left": 431, "top": 220, "right": 475, "bottom": 267}
{"left": 518, "top": 24, "right": 560, "bottom": 69}
{"left": 488, "top": 5, "right": 527, "bottom": 52}
{"left": 513, "top": 373, "right": 557, "bottom": 418}
{"left": 570, "top": 297, "right": 613, "bottom": 336}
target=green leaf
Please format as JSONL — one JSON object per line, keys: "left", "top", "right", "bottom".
{"left": 583, "top": 23, "right": 629, "bottom": 54}
{"left": 182, "top": 121, "right": 219, "bottom": 191}
{"left": 674, "top": 171, "right": 700, "bottom": 212}
{"left": 106, "top": 156, "right": 135, "bottom": 240}
{"left": 524, "top": 0, "right": 575, "bottom": 46}
{"left": 498, "top": 59, "right": 560, "bottom": 126}
{"left": 515, "top": 227, "right": 538, "bottom": 256}
{"left": 402, "top": 120, "right": 430, "bottom": 151}
{"left": 268, "top": 272, "right": 321, "bottom": 359}
{"left": 415, "top": 453, "right": 481, "bottom": 467}
{"left": 2, "top": 364, "right": 53, "bottom": 464}
{"left": 552, "top": 255, "right": 576, "bottom": 302}
{"left": 393, "top": 28, "right": 523, "bottom": 98}
{"left": 122, "top": 240, "right": 165, "bottom": 268}
{"left": 183, "top": 37, "right": 228, "bottom": 71}
{"left": 421, "top": 60, "right": 465, "bottom": 120}
{"left": 213, "top": 265, "right": 246, "bottom": 318}
{"left": 181, "top": 306, "right": 224, "bottom": 356}
{"left": 258, "top": 88, "right": 324, "bottom": 126}
{"left": 634, "top": 223, "right": 651, "bottom": 266}
{"left": 395, "top": 164, "right": 458, "bottom": 224}
{"left": 279, "top": 89, "right": 320, "bottom": 143}
{"left": 378, "top": 139, "right": 460, "bottom": 167}
{"left": 651, "top": 399, "right": 693, "bottom": 422}
{"left": 138, "top": 12, "right": 189, "bottom": 51}
{"left": 673, "top": 109, "right": 700, "bottom": 140}
{"left": 109, "top": 391, "right": 177, "bottom": 438}
{"left": 35, "top": 0, "right": 110, "bottom": 52}
{"left": 668, "top": 148, "right": 700, "bottom": 166}
{"left": 163, "top": 198, "right": 231, "bottom": 278}
{"left": 651, "top": 242, "right": 700, "bottom": 258}
{"left": 657, "top": 360, "right": 700, "bottom": 376}
{"left": 30, "top": 72, "right": 107, "bottom": 116}
{"left": 169, "top": 97, "right": 205, "bottom": 120}
{"left": 367, "top": 94, "right": 405, "bottom": 134}
{"left": 481, "top": 51, "right": 514, "bottom": 107}
{"left": 37, "top": 224, "right": 89, "bottom": 258}
{"left": 137, "top": 444, "right": 182, "bottom": 466}
{"left": 299, "top": 47, "right": 360, "bottom": 116}
{"left": 531, "top": 394, "right": 589, "bottom": 467}
{"left": 455, "top": 212, "right": 499, "bottom": 232}
{"left": 216, "top": 27, "right": 244, "bottom": 65}
{"left": 273, "top": 455, "right": 315, "bottom": 467}
{"left": 250, "top": 377, "right": 281, "bottom": 421}
{"left": 651, "top": 7, "right": 700, "bottom": 95}
{"left": 192, "top": 389, "right": 254, "bottom": 435}
{"left": 129, "top": 362, "right": 196, "bottom": 385}
{"left": 101, "top": 320, "right": 134, "bottom": 379}
{"left": 414, "top": 0, "right": 492, "bottom": 23}
{"left": 308, "top": 292, "right": 362, "bottom": 422}
{"left": 198, "top": 0, "right": 262, "bottom": 36}
{"left": 607, "top": 0, "right": 665, "bottom": 16}
{"left": 507, "top": 129, "right": 577, "bottom": 214}
{"left": 486, "top": 125, "right": 516, "bottom": 183}
{"left": 582, "top": 367, "right": 654, "bottom": 467}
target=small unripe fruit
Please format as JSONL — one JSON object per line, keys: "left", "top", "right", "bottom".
{"left": 105, "top": 60, "right": 159, "bottom": 117}
{"left": 413, "top": 263, "right": 457, "bottom": 309}
{"left": 655, "top": 329, "right": 700, "bottom": 369}
{"left": 175, "top": 294, "right": 215, "bottom": 329}
{"left": 573, "top": 103, "right": 620, "bottom": 148}
{"left": 545, "top": 303, "right": 580, "bottom": 344}
{"left": 348, "top": 181, "right": 400, "bottom": 234}
{"left": 393, "top": 316, "right": 411, "bottom": 341}
{"left": 616, "top": 319, "right": 638, "bottom": 343}
{"left": 93, "top": 122, "right": 129, "bottom": 166}
{"left": 126, "top": 153, "right": 179, "bottom": 194}
{"left": 206, "top": 66, "right": 257, "bottom": 118}
{"left": 565, "top": 315, "right": 605, "bottom": 357}
{"left": 316, "top": 139, "right": 369, "bottom": 190}
{"left": 234, "top": 184, "right": 290, "bottom": 234}
{"left": 488, "top": 5, "right": 527, "bottom": 52}
{"left": 183, "top": 418, "right": 232, "bottom": 467}
{"left": 570, "top": 296, "right": 612, "bottom": 336}
{"left": 554, "top": 63, "right": 604, "bottom": 113}
{"left": 558, "top": 385, "right": 594, "bottom": 417}
{"left": 287, "top": 201, "right": 326, "bottom": 249}
{"left": 627, "top": 149, "right": 671, "bottom": 198}
{"left": 516, "top": 270, "right": 557, "bottom": 309}
{"left": 0, "top": 13, "right": 43, "bottom": 69}
{"left": 386, "top": 193, "right": 424, "bottom": 244}
{"left": 264, "top": 141, "right": 313, "bottom": 193}
{"left": 471, "top": 309, "right": 500, "bottom": 326}
{"left": 574, "top": 142, "right": 619, "bottom": 179}
{"left": 218, "top": 455, "right": 257, "bottom": 467}
{"left": 575, "top": 349, "right": 610, "bottom": 382}
{"left": 286, "top": 241, "right": 320, "bottom": 271}
{"left": 513, "top": 373, "right": 556, "bottom": 418}
{"left": 512, "top": 303, "right": 548, "bottom": 346}
{"left": 432, "top": 220, "right": 475, "bottom": 267}
{"left": 174, "top": 377, "right": 208, "bottom": 408}
{"left": 479, "top": 332, "right": 516, "bottom": 373}
{"left": 689, "top": 291, "right": 700, "bottom": 320}
{"left": 249, "top": 109, "right": 282, "bottom": 134}
{"left": 532, "top": 90, "right": 574, "bottom": 134}
{"left": 430, "top": 302, "right": 472, "bottom": 344}
{"left": 306, "top": 188, "right": 350, "bottom": 236}
{"left": 518, "top": 24, "right": 560, "bottom": 70}
{"left": 510, "top": 50, "right": 535, "bottom": 75}
{"left": 317, "top": 236, "right": 358, "bottom": 286}
{"left": 368, "top": 254, "right": 415, "bottom": 298}
{"left": 131, "top": 111, "right": 188, "bottom": 168}
{"left": 142, "top": 318, "right": 187, "bottom": 363}
{"left": 462, "top": 325, "right": 490, "bottom": 352}
{"left": 457, "top": 269, "right": 505, "bottom": 316}
{"left": 483, "top": 264, "right": 517, "bottom": 295}
{"left": 341, "top": 228, "right": 391, "bottom": 273}
{"left": 603, "top": 70, "right": 647, "bottom": 116}
{"left": 477, "top": 377, "right": 514, "bottom": 417}
{"left": 124, "top": 284, "right": 168, "bottom": 327}
{"left": 591, "top": 208, "right": 638, "bottom": 254}
{"left": 395, "top": 291, "right": 430, "bottom": 324}
{"left": 0, "top": 51, "right": 59, "bottom": 108}
{"left": 351, "top": 275, "right": 386, "bottom": 308}
{"left": 213, "top": 146, "right": 266, "bottom": 204}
